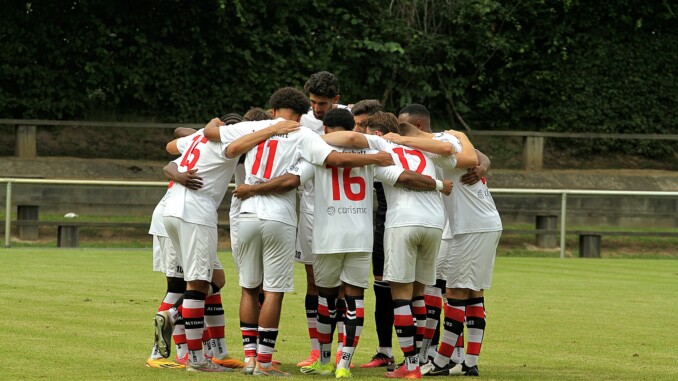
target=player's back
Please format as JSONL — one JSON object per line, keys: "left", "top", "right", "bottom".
{"left": 311, "top": 146, "right": 376, "bottom": 254}
{"left": 432, "top": 132, "right": 502, "bottom": 235}
{"left": 365, "top": 135, "right": 445, "bottom": 229}
{"left": 164, "top": 129, "right": 237, "bottom": 227}
{"left": 240, "top": 127, "right": 333, "bottom": 226}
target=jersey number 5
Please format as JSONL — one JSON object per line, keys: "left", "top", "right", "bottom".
{"left": 327, "top": 166, "right": 366, "bottom": 201}
{"left": 180, "top": 135, "right": 208, "bottom": 170}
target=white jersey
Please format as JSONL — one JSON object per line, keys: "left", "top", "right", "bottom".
{"left": 149, "top": 157, "right": 184, "bottom": 236}
{"left": 149, "top": 184, "right": 173, "bottom": 237}
{"left": 229, "top": 163, "right": 246, "bottom": 224}
{"left": 289, "top": 148, "right": 403, "bottom": 254}
{"left": 366, "top": 135, "right": 449, "bottom": 229}
{"left": 300, "top": 109, "right": 325, "bottom": 135}
{"left": 433, "top": 132, "right": 502, "bottom": 234}
{"left": 230, "top": 123, "right": 334, "bottom": 226}
{"left": 163, "top": 129, "right": 237, "bottom": 227}
{"left": 298, "top": 105, "right": 350, "bottom": 215}
{"left": 299, "top": 105, "right": 349, "bottom": 135}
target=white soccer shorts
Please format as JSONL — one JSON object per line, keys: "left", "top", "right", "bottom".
{"left": 383, "top": 226, "right": 442, "bottom": 286}
{"left": 446, "top": 231, "right": 501, "bottom": 291}
{"left": 313, "top": 252, "right": 371, "bottom": 289}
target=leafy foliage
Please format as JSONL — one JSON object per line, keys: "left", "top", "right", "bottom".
{"left": 0, "top": 0, "right": 675, "bottom": 155}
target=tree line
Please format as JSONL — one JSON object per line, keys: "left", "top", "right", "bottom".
{"left": 0, "top": 0, "right": 675, "bottom": 157}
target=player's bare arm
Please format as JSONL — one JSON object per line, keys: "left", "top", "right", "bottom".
{"left": 225, "top": 120, "right": 301, "bottom": 159}
{"left": 324, "top": 150, "right": 394, "bottom": 168}
{"left": 460, "top": 150, "right": 491, "bottom": 186}
{"left": 233, "top": 173, "right": 301, "bottom": 201}
{"left": 163, "top": 162, "right": 203, "bottom": 190}
{"left": 322, "top": 131, "right": 369, "bottom": 148}
{"left": 383, "top": 133, "right": 456, "bottom": 155}
{"left": 174, "top": 127, "right": 197, "bottom": 138}
{"left": 166, "top": 139, "right": 180, "bottom": 155}
{"left": 395, "top": 170, "right": 453, "bottom": 196}
{"left": 444, "top": 129, "right": 478, "bottom": 168}
{"left": 202, "top": 117, "right": 226, "bottom": 141}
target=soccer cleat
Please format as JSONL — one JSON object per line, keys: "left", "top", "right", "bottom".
{"left": 420, "top": 362, "right": 449, "bottom": 376}
{"left": 185, "top": 359, "right": 230, "bottom": 372}
{"left": 297, "top": 349, "right": 320, "bottom": 367}
{"left": 419, "top": 362, "right": 433, "bottom": 375}
{"left": 300, "top": 359, "right": 335, "bottom": 375}
{"left": 448, "top": 361, "right": 463, "bottom": 376}
{"left": 175, "top": 354, "right": 188, "bottom": 366}
{"left": 461, "top": 363, "right": 479, "bottom": 376}
{"left": 145, "top": 357, "right": 184, "bottom": 369}
{"left": 243, "top": 357, "right": 256, "bottom": 375}
{"left": 153, "top": 311, "right": 173, "bottom": 358}
{"left": 253, "top": 362, "right": 291, "bottom": 377}
{"left": 335, "top": 367, "right": 352, "bottom": 378}
{"left": 212, "top": 355, "right": 245, "bottom": 368}
{"left": 385, "top": 365, "right": 422, "bottom": 379}
{"left": 360, "top": 352, "right": 396, "bottom": 370}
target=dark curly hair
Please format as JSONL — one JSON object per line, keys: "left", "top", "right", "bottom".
{"left": 268, "top": 87, "right": 311, "bottom": 116}
{"left": 365, "top": 112, "right": 400, "bottom": 135}
{"left": 322, "top": 108, "right": 355, "bottom": 131}
{"left": 304, "top": 71, "right": 340, "bottom": 98}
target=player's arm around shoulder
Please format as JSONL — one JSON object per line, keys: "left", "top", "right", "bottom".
{"left": 444, "top": 130, "right": 478, "bottom": 169}
{"left": 460, "top": 150, "right": 491, "bottom": 186}
{"left": 394, "top": 170, "right": 452, "bottom": 196}
{"left": 233, "top": 173, "right": 301, "bottom": 201}
{"left": 225, "top": 120, "right": 300, "bottom": 159}
{"left": 322, "top": 131, "right": 369, "bottom": 148}
{"left": 203, "top": 118, "right": 225, "bottom": 141}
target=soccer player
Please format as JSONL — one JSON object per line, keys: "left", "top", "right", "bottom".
{"left": 350, "top": 99, "right": 401, "bottom": 370}
{"left": 296, "top": 71, "right": 344, "bottom": 367}
{"left": 231, "top": 108, "right": 452, "bottom": 378}
{"left": 388, "top": 105, "right": 501, "bottom": 377}
{"left": 159, "top": 116, "right": 301, "bottom": 372}
{"left": 145, "top": 158, "right": 203, "bottom": 369}
{"left": 204, "top": 87, "right": 394, "bottom": 376}
{"left": 322, "top": 112, "right": 461, "bottom": 379}
{"left": 229, "top": 108, "right": 271, "bottom": 280}
{"left": 152, "top": 114, "right": 249, "bottom": 370}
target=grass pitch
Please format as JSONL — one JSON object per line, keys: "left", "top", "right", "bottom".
{"left": 0, "top": 249, "right": 676, "bottom": 380}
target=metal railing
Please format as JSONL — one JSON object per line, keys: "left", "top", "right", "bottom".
{"left": 2, "top": 178, "right": 677, "bottom": 256}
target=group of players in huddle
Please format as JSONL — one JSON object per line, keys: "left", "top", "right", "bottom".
{"left": 144, "top": 71, "right": 502, "bottom": 378}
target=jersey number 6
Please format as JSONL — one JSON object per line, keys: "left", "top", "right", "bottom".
{"left": 327, "top": 166, "right": 366, "bottom": 201}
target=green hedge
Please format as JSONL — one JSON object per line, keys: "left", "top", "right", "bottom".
{"left": 1, "top": 0, "right": 675, "bottom": 156}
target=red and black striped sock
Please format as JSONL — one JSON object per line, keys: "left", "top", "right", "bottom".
{"left": 182, "top": 290, "right": 206, "bottom": 364}
{"left": 464, "top": 297, "right": 486, "bottom": 367}
{"left": 240, "top": 321, "right": 258, "bottom": 359}
{"left": 433, "top": 298, "right": 466, "bottom": 368}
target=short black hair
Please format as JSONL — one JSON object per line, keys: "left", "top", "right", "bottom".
{"left": 243, "top": 107, "right": 271, "bottom": 121}
{"left": 304, "top": 71, "right": 340, "bottom": 98}
{"left": 220, "top": 113, "right": 243, "bottom": 125}
{"left": 268, "top": 87, "right": 311, "bottom": 116}
{"left": 351, "top": 99, "right": 382, "bottom": 116}
{"left": 398, "top": 103, "right": 430, "bottom": 119}
{"left": 365, "top": 112, "right": 400, "bottom": 134}
{"left": 323, "top": 108, "right": 355, "bottom": 131}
